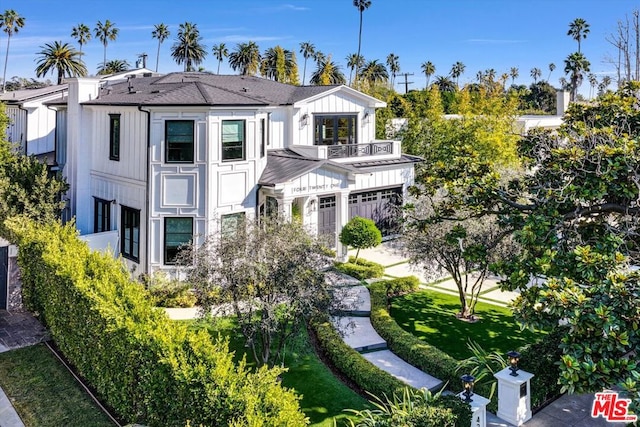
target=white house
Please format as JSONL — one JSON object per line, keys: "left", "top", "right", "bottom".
{"left": 60, "top": 73, "right": 420, "bottom": 275}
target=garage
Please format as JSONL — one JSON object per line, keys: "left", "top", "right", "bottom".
{"left": 348, "top": 187, "right": 402, "bottom": 237}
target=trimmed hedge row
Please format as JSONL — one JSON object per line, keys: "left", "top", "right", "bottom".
{"left": 10, "top": 218, "right": 307, "bottom": 427}
{"left": 334, "top": 256, "right": 385, "bottom": 280}
{"left": 369, "top": 282, "right": 462, "bottom": 392}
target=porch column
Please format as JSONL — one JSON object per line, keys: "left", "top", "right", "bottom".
{"left": 335, "top": 191, "right": 350, "bottom": 262}
{"left": 281, "top": 197, "right": 294, "bottom": 221}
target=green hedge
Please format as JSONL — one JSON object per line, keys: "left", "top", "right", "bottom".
{"left": 519, "top": 327, "right": 565, "bottom": 409}
{"left": 334, "top": 256, "right": 385, "bottom": 280}
{"left": 378, "top": 276, "right": 420, "bottom": 297}
{"left": 9, "top": 218, "right": 307, "bottom": 427}
{"left": 369, "top": 282, "right": 462, "bottom": 392}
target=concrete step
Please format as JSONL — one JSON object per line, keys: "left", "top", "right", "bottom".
{"left": 331, "top": 316, "right": 387, "bottom": 353}
{"left": 331, "top": 285, "right": 371, "bottom": 316}
{"left": 362, "top": 349, "right": 443, "bottom": 392}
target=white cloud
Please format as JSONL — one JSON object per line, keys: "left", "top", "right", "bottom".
{"left": 465, "top": 39, "right": 526, "bottom": 44}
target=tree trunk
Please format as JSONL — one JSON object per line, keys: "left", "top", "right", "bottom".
{"left": 156, "top": 40, "right": 161, "bottom": 72}
{"left": 2, "top": 36, "right": 11, "bottom": 93}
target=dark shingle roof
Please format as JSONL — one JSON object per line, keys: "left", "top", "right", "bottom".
{"left": 84, "top": 73, "right": 339, "bottom": 106}
{"left": 348, "top": 154, "right": 423, "bottom": 169}
{"left": 0, "top": 84, "right": 67, "bottom": 103}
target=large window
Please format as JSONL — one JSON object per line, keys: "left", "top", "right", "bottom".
{"left": 221, "top": 212, "right": 246, "bottom": 237}
{"left": 222, "top": 120, "right": 245, "bottom": 161}
{"left": 260, "top": 118, "right": 266, "bottom": 158}
{"left": 94, "top": 198, "right": 111, "bottom": 233}
{"left": 166, "top": 120, "right": 194, "bottom": 163}
{"left": 121, "top": 206, "right": 140, "bottom": 262}
{"left": 314, "top": 115, "right": 357, "bottom": 146}
{"left": 109, "top": 114, "right": 120, "bottom": 160}
{"left": 164, "top": 217, "right": 193, "bottom": 264}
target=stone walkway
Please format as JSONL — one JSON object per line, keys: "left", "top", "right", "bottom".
{"left": 0, "top": 310, "right": 49, "bottom": 427}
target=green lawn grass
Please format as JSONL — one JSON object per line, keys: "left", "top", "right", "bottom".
{"left": 186, "top": 318, "right": 369, "bottom": 427}
{"left": 390, "top": 290, "right": 543, "bottom": 360}
{"left": 0, "top": 344, "right": 115, "bottom": 427}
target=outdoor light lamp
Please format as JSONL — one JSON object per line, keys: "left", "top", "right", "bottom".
{"left": 507, "top": 350, "right": 521, "bottom": 376}
{"left": 300, "top": 113, "right": 309, "bottom": 127}
{"left": 461, "top": 374, "right": 475, "bottom": 402}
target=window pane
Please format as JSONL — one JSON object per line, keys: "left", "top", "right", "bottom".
{"left": 166, "top": 120, "right": 194, "bottom": 163}
{"left": 121, "top": 206, "right": 140, "bottom": 262}
{"left": 110, "top": 115, "right": 120, "bottom": 160}
{"left": 221, "top": 212, "right": 245, "bottom": 237}
{"left": 165, "top": 217, "right": 193, "bottom": 264}
{"left": 222, "top": 120, "right": 245, "bottom": 161}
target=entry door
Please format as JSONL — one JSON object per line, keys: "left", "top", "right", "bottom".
{"left": 317, "top": 196, "right": 336, "bottom": 247}
{"left": 0, "top": 246, "right": 7, "bottom": 310}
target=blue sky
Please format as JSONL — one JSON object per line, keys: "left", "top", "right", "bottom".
{"left": 1, "top": 0, "right": 637, "bottom": 93}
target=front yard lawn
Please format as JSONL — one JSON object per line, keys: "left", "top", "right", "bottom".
{"left": 186, "top": 318, "right": 369, "bottom": 427}
{"left": 0, "top": 344, "right": 115, "bottom": 427}
{"left": 390, "top": 290, "right": 543, "bottom": 360}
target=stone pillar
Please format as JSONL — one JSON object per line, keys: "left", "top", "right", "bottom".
{"left": 335, "top": 191, "right": 350, "bottom": 262}
{"left": 458, "top": 392, "right": 489, "bottom": 427}
{"left": 494, "top": 367, "right": 534, "bottom": 426}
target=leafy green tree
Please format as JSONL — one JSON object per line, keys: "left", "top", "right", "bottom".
{"left": 339, "top": 216, "right": 382, "bottom": 262}
{"left": 353, "top": 0, "right": 372, "bottom": 84}
{"left": 228, "top": 41, "right": 261, "bottom": 76}
{"left": 261, "top": 46, "right": 299, "bottom": 84}
{"left": 187, "top": 216, "right": 331, "bottom": 367}
{"left": 434, "top": 75, "right": 456, "bottom": 93}
{"left": 97, "top": 59, "right": 130, "bottom": 75}
{"left": 0, "top": 104, "right": 68, "bottom": 240}
{"left": 212, "top": 43, "right": 228, "bottom": 75}
{"left": 151, "top": 23, "right": 170, "bottom": 72}
{"left": 568, "top": 17, "right": 590, "bottom": 53}
{"left": 171, "top": 22, "right": 206, "bottom": 72}
{"left": 35, "top": 41, "right": 87, "bottom": 84}
{"left": 310, "top": 55, "right": 346, "bottom": 85}
{"left": 94, "top": 20, "right": 118, "bottom": 69}
{"left": 360, "top": 59, "right": 388, "bottom": 87}
{"left": 299, "top": 41, "right": 315, "bottom": 85}
{"left": 524, "top": 80, "right": 556, "bottom": 113}
{"left": 564, "top": 51, "right": 590, "bottom": 101}
{"left": 70, "top": 23, "right": 91, "bottom": 55}
{"left": 0, "top": 9, "right": 25, "bottom": 92}
{"left": 421, "top": 61, "right": 435, "bottom": 88}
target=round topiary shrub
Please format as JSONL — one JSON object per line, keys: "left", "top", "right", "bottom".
{"left": 339, "top": 216, "right": 382, "bottom": 261}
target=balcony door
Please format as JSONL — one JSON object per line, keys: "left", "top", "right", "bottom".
{"left": 314, "top": 115, "right": 357, "bottom": 146}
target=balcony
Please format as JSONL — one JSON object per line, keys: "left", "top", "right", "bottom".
{"left": 290, "top": 140, "right": 401, "bottom": 163}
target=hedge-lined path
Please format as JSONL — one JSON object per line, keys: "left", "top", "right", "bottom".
{"left": 0, "top": 310, "right": 49, "bottom": 427}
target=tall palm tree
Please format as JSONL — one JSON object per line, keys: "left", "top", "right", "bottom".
{"left": 587, "top": 73, "right": 598, "bottom": 99}
{"left": 450, "top": 61, "right": 465, "bottom": 88}
{"left": 567, "top": 18, "right": 590, "bottom": 53}
{"left": 434, "top": 75, "right": 456, "bottom": 92}
{"left": 94, "top": 20, "right": 119, "bottom": 69}
{"left": 386, "top": 53, "right": 400, "bottom": 88}
{"left": 0, "top": 10, "right": 25, "bottom": 92}
{"left": 346, "top": 53, "right": 363, "bottom": 86}
{"left": 547, "top": 63, "right": 556, "bottom": 82}
{"left": 97, "top": 59, "right": 130, "bottom": 75}
{"left": 530, "top": 67, "right": 542, "bottom": 83}
{"left": 212, "top": 43, "right": 228, "bottom": 74}
{"left": 421, "top": 61, "right": 435, "bottom": 88}
{"left": 171, "top": 22, "right": 206, "bottom": 72}
{"left": 35, "top": 41, "right": 87, "bottom": 85}
{"left": 152, "top": 23, "right": 170, "bottom": 72}
{"left": 228, "top": 41, "right": 261, "bottom": 76}
{"left": 310, "top": 56, "right": 346, "bottom": 85}
{"left": 299, "top": 41, "right": 315, "bottom": 85}
{"left": 361, "top": 59, "right": 388, "bottom": 86}
{"left": 509, "top": 67, "right": 519, "bottom": 85}
{"left": 564, "top": 51, "right": 590, "bottom": 101}
{"left": 71, "top": 23, "right": 91, "bottom": 55}
{"left": 261, "top": 46, "right": 298, "bottom": 83}
{"left": 353, "top": 0, "right": 372, "bottom": 84}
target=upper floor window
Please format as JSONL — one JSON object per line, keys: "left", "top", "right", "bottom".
{"left": 109, "top": 114, "right": 120, "bottom": 161}
{"left": 121, "top": 206, "right": 140, "bottom": 262}
{"left": 94, "top": 198, "right": 111, "bottom": 233}
{"left": 314, "top": 115, "right": 357, "bottom": 146}
{"left": 164, "top": 217, "right": 193, "bottom": 264}
{"left": 222, "top": 120, "right": 245, "bottom": 161}
{"left": 166, "top": 120, "right": 194, "bottom": 163}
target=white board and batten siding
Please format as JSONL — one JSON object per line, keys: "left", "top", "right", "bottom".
{"left": 5, "top": 106, "right": 27, "bottom": 153}
{"left": 353, "top": 165, "right": 415, "bottom": 193}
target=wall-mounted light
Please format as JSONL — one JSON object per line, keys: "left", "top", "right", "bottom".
{"left": 363, "top": 111, "right": 371, "bottom": 124}
{"left": 307, "top": 198, "right": 317, "bottom": 213}
{"left": 300, "top": 113, "right": 309, "bottom": 127}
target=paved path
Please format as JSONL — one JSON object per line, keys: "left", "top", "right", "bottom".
{"left": 0, "top": 310, "right": 49, "bottom": 427}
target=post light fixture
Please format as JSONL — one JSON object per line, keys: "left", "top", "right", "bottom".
{"left": 507, "top": 350, "right": 521, "bottom": 376}
{"left": 461, "top": 374, "right": 475, "bottom": 402}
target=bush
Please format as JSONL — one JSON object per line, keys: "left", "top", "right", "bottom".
{"left": 378, "top": 276, "right": 420, "bottom": 297}
{"left": 9, "top": 218, "right": 307, "bottom": 427}
{"left": 339, "top": 217, "right": 382, "bottom": 261}
{"left": 142, "top": 272, "right": 197, "bottom": 308}
{"left": 311, "top": 316, "right": 407, "bottom": 399}
{"left": 334, "top": 256, "right": 385, "bottom": 280}
{"left": 368, "top": 282, "right": 461, "bottom": 392}
{"left": 519, "top": 327, "right": 565, "bottom": 409}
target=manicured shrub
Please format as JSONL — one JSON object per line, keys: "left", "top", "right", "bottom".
{"left": 368, "top": 282, "right": 461, "bottom": 392}
{"left": 334, "top": 256, "right": 385, "bottom": 280}
{"left": 339, "top": 217, "right": 382, "bottom": 262}
{"left": 141, "top": 272, "right": 197, "bottom": 308}
{"left": 8, "top": 218, "right": 307, "bottom": 427}
{"left": 378, "top": 276, "right": 420, "bottom": 297}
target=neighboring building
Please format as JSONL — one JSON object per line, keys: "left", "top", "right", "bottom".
{"left": 61, "top": 73, "right": 420, "bottom": 275}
